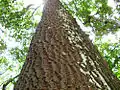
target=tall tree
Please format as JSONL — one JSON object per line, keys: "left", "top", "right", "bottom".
{"left": 14, "top": 0, "right": 120, "bottom": 89}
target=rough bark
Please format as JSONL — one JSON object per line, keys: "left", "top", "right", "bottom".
{"left": 14, "top": 0, "right": 120, "bottom": 90}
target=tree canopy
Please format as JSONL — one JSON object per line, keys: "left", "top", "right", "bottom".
{"left": 0, "top": 0, "right": 120, "bottom": 89}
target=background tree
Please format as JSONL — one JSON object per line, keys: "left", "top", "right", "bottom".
{"left": 14, "top": 0, "right": 120, "bottom": 89}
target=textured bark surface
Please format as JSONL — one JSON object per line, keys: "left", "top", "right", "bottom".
{"left": 14, "top": 0, "right": 120, "bottom": 90}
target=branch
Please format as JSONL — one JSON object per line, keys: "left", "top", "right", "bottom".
{"left": 26, "top": 4, "right": 34, "bottom": 10}
{"left": 31, "top": 5, "right": 41, "bottom": 18}
{"left": 2, "top": 75, "right": 19, "bottom": 90}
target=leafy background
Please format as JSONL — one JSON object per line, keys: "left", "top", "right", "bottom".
{"left": 0, "top": 0, "right": 120, "bottom": 89}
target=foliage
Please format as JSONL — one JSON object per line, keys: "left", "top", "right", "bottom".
{"left": 95, "top": 37, "right": 120, "bottom": 79}
{"left": 0, "top": 0, "right": 120, "bottom": 89}
{"left": 0, "top": 39, "right": 7, "bottom": 53}
{"left": 0, "top": 0, "right": 34, "bottom": 30}
{"left": 61, "top": 0, "right": 120, "bottom": 36}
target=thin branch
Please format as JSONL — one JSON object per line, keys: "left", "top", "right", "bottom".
{"left": 26, "top": 4, "right": 34, "bottom": 10}
{"left": 31, "top": 5, "right": 41, "bottom": 18}
{"left": 2, "top": 75, "right": 19, "bottom": 90}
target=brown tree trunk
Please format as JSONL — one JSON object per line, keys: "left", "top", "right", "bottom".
{"left": 14, "top": 0, "right": 120, "bottom": 90}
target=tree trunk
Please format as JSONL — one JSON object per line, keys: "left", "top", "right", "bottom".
{"left": 14, "top": 0, "right": 120, "bottom": 90}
